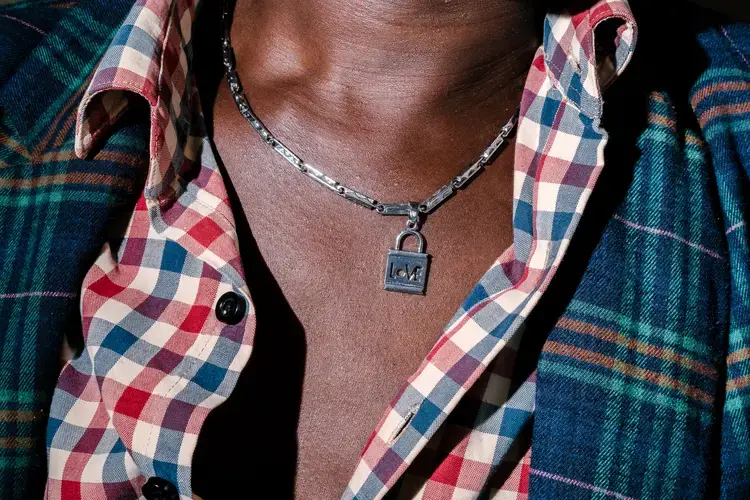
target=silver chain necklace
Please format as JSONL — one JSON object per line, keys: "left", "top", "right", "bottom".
{"left": 220, "top": 5, "right": 518, "bottom": 295}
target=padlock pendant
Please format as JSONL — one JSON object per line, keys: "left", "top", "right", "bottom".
{"left": 384, "top": 229, "right": 430, "bottom": 295}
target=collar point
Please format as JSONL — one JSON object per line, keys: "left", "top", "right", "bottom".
{"left": 74, "top": 144, "right": 88, "bottom": 160}
{"left": 74, "top": 123, "right": 93, "bottom": 159}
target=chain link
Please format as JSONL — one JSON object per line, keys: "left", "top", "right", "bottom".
{"left": 221, "top": 2, "right": 518, "bottom": 218}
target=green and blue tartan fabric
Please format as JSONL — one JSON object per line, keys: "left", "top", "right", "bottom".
{"left": 527, "top": 5, "right": 750, "bottom": 499}
{"left": 0, "top": 1, "right": 147, "bottom": 498}
{"left": 0, "top": 0, "right": 748, "bottom": 499}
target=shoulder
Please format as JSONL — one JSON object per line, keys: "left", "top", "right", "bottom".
{"left": 689, "top": 20, "right": 750, "bottom": 145}
{"left": 625, "top": 2, "right": 749, "bottom": 154}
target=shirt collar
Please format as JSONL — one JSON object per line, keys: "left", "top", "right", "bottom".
{"left": 0, "top": 0, "right": 138, "bottom": 151}
{"left": 74, "top": 0, "right": 637, "bottom": 204}
{"left": 543, "top": 0, "right": 636, "bottom": 119}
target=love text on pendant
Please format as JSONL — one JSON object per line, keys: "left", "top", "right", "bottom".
{"left": 383, "top": 230, "right": 430, "bottom": 295}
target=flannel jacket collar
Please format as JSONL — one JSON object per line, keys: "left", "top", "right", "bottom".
{"left": 0, "top": 0, "right": 139, "bottom": 151}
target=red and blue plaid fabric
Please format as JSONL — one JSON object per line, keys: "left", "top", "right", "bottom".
{"left": 45, "top": 0, "right": 636, "bottom": 498}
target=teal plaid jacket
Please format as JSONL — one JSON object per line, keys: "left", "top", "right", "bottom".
{"left": 527, "top": 6, "right": 750, "bottom": 498}
{"left": 0, "top": 1, "right": 148, "bottom": 498}
{"left": 0, "top": 1, "right": 749, "bottom": 499}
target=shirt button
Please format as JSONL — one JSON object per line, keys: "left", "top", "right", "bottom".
{"left": 215, "top": 291, "right": 246, "bottom": 325}
{"left": 142, "top": 477, "right": 178, "bottom": 500}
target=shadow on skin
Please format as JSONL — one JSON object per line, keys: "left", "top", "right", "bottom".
{"left": 191, "top": 4, "right": 306, "bottom": 498}
{"left": 190, "top": 141, "right": 308, "bottom": 499}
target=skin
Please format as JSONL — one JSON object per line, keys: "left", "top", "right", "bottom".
{"left": 192, "top": 1, "right": 538, "bottom": 498}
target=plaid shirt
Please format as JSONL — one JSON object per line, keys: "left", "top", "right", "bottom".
{"left": 39, "top": 0, "right": 750, "bottom": 499}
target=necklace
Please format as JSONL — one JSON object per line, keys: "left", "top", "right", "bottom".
{"left": 220, "top": 6, "right": 518, "bottom": 295}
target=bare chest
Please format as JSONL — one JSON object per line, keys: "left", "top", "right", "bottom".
{"left": 242, "top": 195, "right": 512, "bottom": 498}
{"left": 192, "top": 98, "right": 516, "bottom": 500}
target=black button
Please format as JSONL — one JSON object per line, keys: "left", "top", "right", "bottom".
{"left": 142, "top": 477, "right": 178, "bottom": 500}
{"left": 215, "top": 291, "right": 246, "bottom": 325}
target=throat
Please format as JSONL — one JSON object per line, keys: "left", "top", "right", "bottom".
{"left": 220, "top": 0, "right": 536, "bottom": 212}
{"left": 229, "top": 0, "right": 538, "bottom": 121}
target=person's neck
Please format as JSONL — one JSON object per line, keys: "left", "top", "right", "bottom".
{"left": 231, "top": 0, "right": 537, "bottom": 115}
{"left": 226, "top": 0, "right": 538, "bottom": 189}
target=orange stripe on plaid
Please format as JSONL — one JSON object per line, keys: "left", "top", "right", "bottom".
{"left": 697, "top": 100, "right": 750, "bottom": 128}
{"left": 685, "top": 131, "right": 705, "bottom": 147}
{"left": 0, "top": 171, "right": 135, "bottom": 190}
{"left": 556, "top": 317, "right": 717, "bottom": 378}
{"left": 0, "top": 410, "right": 41, "bottom": 422}
{"left": 648, "top": 111, "right": 676, "bottom": 130}
{"left": 727, "top": 374, "right": 750, "bottom": 393}
{"left": 0, "top": 129, "right": 31, "bottom": 161}
{"left": 544, "top": 341, "right": 713, "bottom": 404}
{"left": 35, "top": 150, "right": 145, "bottom": 167}
{"left": 727, "top": 347, "right": 750, "bottom": 366}
{"left": 37, "top": 80, "right": 88, "bottom": 153}
{"left": 691, "top": 81, "right": 750, "bottom": 109}
{"left": 650, "top": 92, "right": 668, "bottom": 104}
{"left": 0, "top": 437, "right": 35, "bottom": 449}
{"left": 52, "top": 110, "right": 79, "bottom": 150}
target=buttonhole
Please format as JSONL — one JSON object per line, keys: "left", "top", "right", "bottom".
{"left": 387, "top": 404, "right": 419, "bottom": 445}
